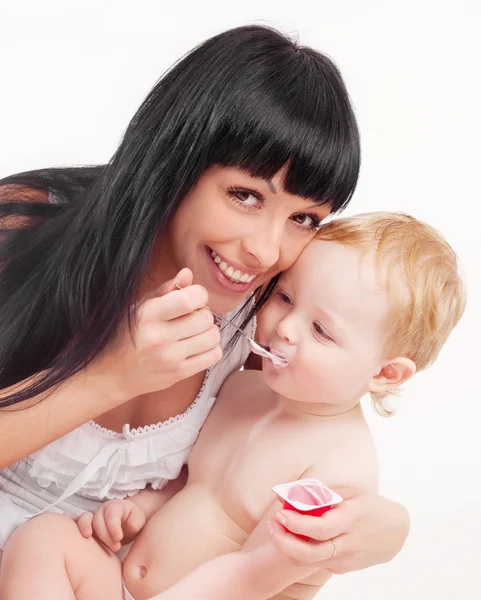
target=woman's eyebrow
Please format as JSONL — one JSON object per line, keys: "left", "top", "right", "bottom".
{"left": 267, "top": 180, "right": 277, "bottom": 194}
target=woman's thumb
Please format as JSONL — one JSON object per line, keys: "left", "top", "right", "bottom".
{"left": 158, "top": 267, "right": 193, "bottom": 296}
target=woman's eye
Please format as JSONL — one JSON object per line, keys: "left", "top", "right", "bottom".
{"left": 228, "top": 187, "right": 262, "bottom": 209}
{"left": 292, "top": 213, "right": 322, "bottom": 232}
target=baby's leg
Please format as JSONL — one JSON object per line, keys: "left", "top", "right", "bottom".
{"left": 0, "top": 512, "right": 124, "bottom": 600}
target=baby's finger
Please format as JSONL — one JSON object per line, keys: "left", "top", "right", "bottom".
{"left": 76, "top": 512, "right": 94, "bottom": 538}
{"left": 92, "top": 510, "right": 121, "bottom": 552}
{"left": 104, "top": 506, "right": 125, "bottom": 543}
{"left": 124, "top": 507, "right": 147, "bottom": 539}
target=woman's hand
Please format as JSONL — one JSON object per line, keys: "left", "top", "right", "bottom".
{"left": 269, "top": 489, "right": 410, "bottom": 574}
{"left": 92, "top": 268, "right": 222, "bottom": 401}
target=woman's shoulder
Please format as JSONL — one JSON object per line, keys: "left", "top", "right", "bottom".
{"left": 0, "top": 185, "right": 51, "bottom": 229}
{"left": 0, "top": 184, "right": 49, "bottom": 204}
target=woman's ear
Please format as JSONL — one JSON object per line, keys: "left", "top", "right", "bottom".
{"left": 368, "top": 357, "right": 416, "bottom": 394}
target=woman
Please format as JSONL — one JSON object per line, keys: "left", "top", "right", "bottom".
{"left": 0, "top": 25, "right": 408, "bottom": 574}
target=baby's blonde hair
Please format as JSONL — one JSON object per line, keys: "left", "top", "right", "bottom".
{"left": 315, "top": 212, "right": 466, "bottom": 416}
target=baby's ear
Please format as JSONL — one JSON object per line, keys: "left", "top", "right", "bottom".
{"left": 368, "top": 357, "right": 416, "bottom": 394}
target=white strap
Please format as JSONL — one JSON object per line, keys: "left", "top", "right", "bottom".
{"left": 32, "top": 436, "right": 128, "bottom": 516}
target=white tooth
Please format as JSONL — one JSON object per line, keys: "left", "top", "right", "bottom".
{"left": 211, "top": 250, "right": 217, "bottom": 257}
{"left": 239, "top": 273, "right": 249, "bottom": 283}
{"left": 247, "top": 274, "right": 256, "bottom": 283}
{"left": 225, "top": 266, "right": 234, "bottom": 277}
{"left": 214, "top": 256, "right": 221, "bottom": 264}
{"left": 232, "top": 269, "right": 242, "bottom": 281}
{"left": 220, "top": 261, "right": 228, "bottom": 271}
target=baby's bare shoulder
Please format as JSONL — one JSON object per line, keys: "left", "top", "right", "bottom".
{"left": 308, "top": 416, "right": 379, "bottom": 493}
{"left": 199, "top": 370, "right": 269, "bottom": 430}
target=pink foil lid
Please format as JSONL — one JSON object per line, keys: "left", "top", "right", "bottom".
{"left": 273, "top": 478, "right": 343, "bottom": 511}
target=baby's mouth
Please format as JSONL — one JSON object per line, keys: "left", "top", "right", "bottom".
{"left": 267, "top": 347, "right": 289, "bottom": 368}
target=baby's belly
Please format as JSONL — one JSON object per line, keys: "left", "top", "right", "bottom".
{"left": 123, "top": 484, "right": 247, "bottom": 600}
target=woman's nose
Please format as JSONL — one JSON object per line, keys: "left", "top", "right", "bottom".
{"left": 241, "top": 219, "right": 285, "bottom": 269}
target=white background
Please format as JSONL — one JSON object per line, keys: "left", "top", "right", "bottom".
{"left": 1, "top": 1, "right": 480, "bottom": 598}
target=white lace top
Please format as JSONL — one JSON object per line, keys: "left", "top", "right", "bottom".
{"left": 0, "top": 304, "right": 255, "bottom": 550}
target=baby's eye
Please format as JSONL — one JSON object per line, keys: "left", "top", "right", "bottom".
{"left": 277, "top": 291, "right": 293, "bottom": 305}
{"left": 313, "top": 322, "right": 332, "bottom": 342}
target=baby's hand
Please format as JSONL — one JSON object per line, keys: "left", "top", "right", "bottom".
{"left": 75, "top": 498, "right": 147, "bottom": 552}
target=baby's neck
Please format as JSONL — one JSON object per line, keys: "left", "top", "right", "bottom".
{"left": 272, "top": 391, "right": 362, "bottom": 422}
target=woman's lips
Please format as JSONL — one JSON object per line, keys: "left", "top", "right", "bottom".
{"left": 205, "top": 246, "right": 259, "bottom": 294}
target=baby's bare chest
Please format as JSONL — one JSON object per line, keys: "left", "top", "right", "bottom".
{"left": 188, "top": 409, "right": 318, "bottom": 531}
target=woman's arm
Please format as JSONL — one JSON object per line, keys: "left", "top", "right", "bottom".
{"left": 0, "top": 184, "right": 49, "bottom": 204}
{"left": 0, "top": 268, "right": 222, "bottom": 469}
{"left": 0, "top": 366, "right": 129, "bottom": 470}
{"left": 0, "top": 184, "right": 125, "bottom": 467}
{"left": 0, "top": 182, "right": 222, "bottom": 467}
{"left": 148, "top": 491, "right": 410, "bottom": 600}
{"left": 269, "top": 488, "right": 410, "bottom": 574}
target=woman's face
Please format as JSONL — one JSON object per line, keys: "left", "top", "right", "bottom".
{"left": 159, "top": 166, "right": 332, "bottom": 314}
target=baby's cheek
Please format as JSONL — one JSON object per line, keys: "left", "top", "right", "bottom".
{"left": 256, "top": 306, "right": 276, "bottom": 339}
{"left": 304, "top": 355, "right": 341, "bottom": 396}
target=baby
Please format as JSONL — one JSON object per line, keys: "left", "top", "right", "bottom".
{"left": 0, "top": 212, "right": 466, "bottom": 600}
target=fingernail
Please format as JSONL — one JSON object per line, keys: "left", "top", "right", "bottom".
{"left": 276, "top": 512, "right": 288, "bottom": 526}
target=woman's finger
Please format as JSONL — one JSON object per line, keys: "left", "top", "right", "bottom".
{"left": 174, "top": 326, "right": 221, "bottom": 361}
{"left": 273, "top": 507, "right": 345, "bottom": 542}
{"left": 142, "top": 268, "right": 194, "bottom": 301}
{"left": 143, "top": 285, "right": 209, "bottom": 322}
{"left": 269, "top": 519, "right": 340, "bottom": 565}
{"left": 176, "top": 345, "right": 223, "bottom": 380}
{"left": 167, "top": 308, "right": 215, "bottom": 342}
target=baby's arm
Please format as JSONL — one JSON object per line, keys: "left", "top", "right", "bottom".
{"left": 130, "top": 466, "right": 189, "bottom": 519}
{"left": 76, "top": 466, "right": 188, "bottom": 551}
{"left": 148, "top": 426, "right": 379, "bottom": 600}
{"left": 147, "top": 501, "right": 322, "bottom": 600}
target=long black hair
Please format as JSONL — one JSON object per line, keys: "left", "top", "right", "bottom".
{"left": 0, "top": 25, "right": 360, "bottom": 407}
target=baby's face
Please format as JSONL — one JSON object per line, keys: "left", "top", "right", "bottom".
{"left": 257, "top": 240, "right": 392, "bottom": 412}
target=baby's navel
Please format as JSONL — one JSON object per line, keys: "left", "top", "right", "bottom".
{"left": 138, "top": 565, "right": 148, "bottom": 579}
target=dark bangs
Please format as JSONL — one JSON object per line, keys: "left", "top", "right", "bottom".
{"left": 0, "top": 25, "right": 360, "bottom": 406}
{"left": 203, "top": 33, "right": 360, "bottom": 212}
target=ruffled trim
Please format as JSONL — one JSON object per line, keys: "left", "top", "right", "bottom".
{"left": 28, "top": 395, "right": 217, "bottom": 501}
{"left": 87, "top": 368, "right": 211, "bottom": 438}
{"left": 25, "top": 302, "right": 255, "bottom": 503}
